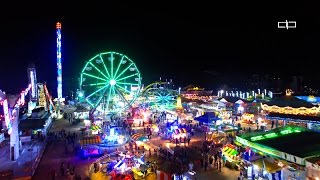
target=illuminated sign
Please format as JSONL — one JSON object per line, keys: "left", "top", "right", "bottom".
{"left": 2, "top": 99, "right": 11, "bottom": 132}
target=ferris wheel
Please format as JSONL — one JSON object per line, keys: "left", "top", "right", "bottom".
{"left": 80, "top": 51, "right": 142, "bottom": 113}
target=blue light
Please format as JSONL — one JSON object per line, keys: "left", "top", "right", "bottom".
{"left": 57, "top": 25, "right": 62, "bottom": 98}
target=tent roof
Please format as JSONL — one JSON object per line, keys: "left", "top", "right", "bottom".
{"left": 263, "top": 96, "right": 316, "bottom": 108}
{"left": 19, "top": 118, "right": 46, "bottom": 130}
{"left": 219, "top": 97, "right": 252, "bottom": 103}
{"left": 194, "top": 112, "right": 221, "bottom": 123}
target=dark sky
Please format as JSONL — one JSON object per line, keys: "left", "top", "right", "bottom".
{"left": 0, "top": 3, "right": 319, "bottom": 96}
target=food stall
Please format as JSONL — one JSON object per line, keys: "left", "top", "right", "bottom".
{"left": 205, "top": 131, "right": 227, "bottom": 146}
{"left": 242, "top": 113, "right": 255, "bottom": 124}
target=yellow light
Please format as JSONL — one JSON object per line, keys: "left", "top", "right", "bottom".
{"left": 261, "top": 103, "right": 320, "bottom": 116}
{"left": 176, "top": 96, "right": 183, "bottom": 109}
{"left": 286, "top": 89, "right": 293, "bottom": 96}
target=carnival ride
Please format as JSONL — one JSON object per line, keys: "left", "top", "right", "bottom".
{"left": 43, "top": 83, "right": 56, "bottom": 113}
{"left": 141, "top": 81, "right": 177, "bottom": 110}
{"left": 100, "top": 126, "right": 128, "bottom": 147}
{"left": 80, "top": 51, "right": 142, "bottom": 114}
{"left": 97, "top": 151, "right": 155, "bottom": 180}
{"left": 0, "top": 84, "right": 33, "bottom": 160}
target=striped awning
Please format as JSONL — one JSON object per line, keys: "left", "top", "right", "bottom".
{"left": 90, "top": 125, "right": 101, "bottom": 131}
{"left": 80, "top": 136, "right": 101, "bottom": 146}
{"left": 131, "top": 133, "right": 143, "bottom": 141}
{"left": 173, "top": 128, "right": 187, "bottom": 135}
{"left": 180, "top": 128, "right": 187, "bottom": 133}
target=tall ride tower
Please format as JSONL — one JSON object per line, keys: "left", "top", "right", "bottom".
{"left": 56, "top": 22, "right": 62, "bottom": 99}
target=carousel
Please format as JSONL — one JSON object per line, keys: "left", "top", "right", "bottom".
{"left": 99, "top": 126, "right": 129, "bottom": 147}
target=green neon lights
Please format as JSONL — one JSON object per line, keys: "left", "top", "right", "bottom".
{"left": 144, "top": 87, "right": 176, "bottom": 108}
{"left": 236, "top": 136, "right": 282, "bottom": 157}
{"left": 250, "top": 127, "right": 303, "bottom": 141}
{"left": 280, "top": 129, "right": 292, "bottom": 135}
{"left": 264, "top": 132, "right": 277, "bottom": 138}
{"left": 80, "top": 51, "right": 142, "bottom": 112}
{"left": 251, "top": 135, "right": 265, "bottom": 141}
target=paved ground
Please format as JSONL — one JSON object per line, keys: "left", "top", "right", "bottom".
{"left": 33, "top": 118, "right": 125, "bottom": 180}
{"left": 134, "top": 124, "right": 240, "bottom": 180}
{"left": 33, "top": 118, "right": 269, "bottom": 180}
{"left": 193, "top": 167, "right": 239, "bottom": 180}
{"left": 0, "top": 136, "right": 46, "bottom": 179}
{"left": 33, "top": 118, "right": 91, "bottom": 179}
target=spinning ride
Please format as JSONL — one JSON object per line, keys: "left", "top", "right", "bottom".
{"left": 142, "top": 82, "right": 177, "bottom": 109}
{"left": 80, "top": 52, "right": 142, "bottom": 113}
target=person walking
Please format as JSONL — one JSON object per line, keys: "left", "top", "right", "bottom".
{"left": 222, "top": 154, "right": 226, "bottom": 166}
{"left": 204, "top": 160, "right": 208, "bottom": 171}
{"left": 218, "top": 159, "right": 222, "bottom": 172}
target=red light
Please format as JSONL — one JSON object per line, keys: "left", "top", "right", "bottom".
{"left": 56, "top": 22, "right": 61, "bottom": 29}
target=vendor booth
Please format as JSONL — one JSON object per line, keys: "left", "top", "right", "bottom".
{"left": 242, "top": 113, "right": 255, "bottom": 124}
{"left": 205, "top": 131, "right": 226, "bottom": 146}
{"left": 241, "top": 157, "right": 285, "bottom": 180}
{"left": 171, "top": 128, "right": 187, "bottom": 141}
{"left": 222, "top": 144, "right": 241, "bottom": 170}
{"left": 79, "top": 135, "right": 103, "bottom": 159}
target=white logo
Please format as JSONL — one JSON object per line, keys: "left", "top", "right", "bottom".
{"left": 278, "top": 20, "right": 296, "bottom": 29}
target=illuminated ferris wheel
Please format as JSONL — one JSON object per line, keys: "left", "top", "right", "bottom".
{"left": 80, "top": 52, "right": 142, "bottom": 113}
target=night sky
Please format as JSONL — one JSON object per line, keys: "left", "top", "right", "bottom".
{"left": 0, "top": 3, "right": 319, "bottom": 96}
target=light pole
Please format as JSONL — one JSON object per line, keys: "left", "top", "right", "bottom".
{"left": 220, "top": 90, "right": 224, "bottom": 97}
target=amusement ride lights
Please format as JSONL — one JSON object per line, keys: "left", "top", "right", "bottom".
{"left": 56, "top": 22, "right": 62, "bottom": 99}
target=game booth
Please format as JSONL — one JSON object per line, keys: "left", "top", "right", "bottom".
{"left": 242, "top": 113, "right": 255, "bottom": 124}
{"left": 222, "top": 144, "right": 241, "bottom": 170}
{"left": 205, "top": 131, "right": 227, "bottom": 146}
{"left": 240, "top": 154, "right": 286, "bottom": 180}
{"left": 171, "top": 128, "right": 187, "bottom": 142}
{"left": 150, "top": 124, "right": 160, "bottom": 134}
{"left": 131, "top": 133, "right": 148, "bottom": 142}
{"left": 129, "top": 133, "right": 149, "bottom": 152}
{"left": 79, "top": 135, "right": 104, "bottom": 159}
